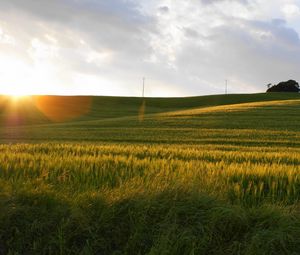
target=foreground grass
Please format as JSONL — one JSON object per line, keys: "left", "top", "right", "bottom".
{"left": 2, "top": 186, "right": 300, "bottom": 254}
{"left": 1, "top": 93, "right": 300, "bottom": 254}
{"left": 1, "top": 143, "right": 300, "bottom": 254}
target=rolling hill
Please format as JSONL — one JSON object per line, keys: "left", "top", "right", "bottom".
{"left": 1, "top": 93, "right": 300, "bottom": 144}
{"left": 1, "top": 92, "right": 300, "bottom": 254}
{"left": 1, "top": 92, "right": 300, "bottom": 124}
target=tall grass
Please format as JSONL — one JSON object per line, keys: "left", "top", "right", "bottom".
{"left": 1, "top": 94, "right": 300, "bottom": 254}
{"left": 1, "top": 143, "right": 300, "bottom": 254}
{"left": 1, "top": 143, "right": 300, "bottom": 205}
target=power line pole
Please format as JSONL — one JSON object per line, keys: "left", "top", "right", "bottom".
{"left": 142, "top": 77, "right": 145, "bottom": 98}
{"left": 225, "top": 79, "right": 228, "bottom": 95}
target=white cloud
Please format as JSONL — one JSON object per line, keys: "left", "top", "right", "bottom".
{"left": 0, "top": 0, "right": 299, "bottom": 96}
{"left": 282, "top": 4, "right": 300, "bottom": 18}
{"left": 0, "top": 27, "right": 16, "bottom": 46}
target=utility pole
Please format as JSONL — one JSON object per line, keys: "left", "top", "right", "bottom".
{"left": 225, "top": 80, "right": 228, "bottom": 95}
{"left": 142, "top": 77, "right": 145, "bottom": 98}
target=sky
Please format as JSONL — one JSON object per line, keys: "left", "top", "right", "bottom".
{"left": 0, "top": 0, "right": 300, "bottom": 97}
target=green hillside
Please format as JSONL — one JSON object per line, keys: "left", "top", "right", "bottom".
{"left": 75, "top": 92, "right": 300, "bottom": 120}
{"left": 1, "top": 93, "right": 300, "bottom": 126}
{"left": 1, "top": 93, "right": 300, "bottom": 144}
{"left": 1, "top": 93, "right": 300, "bottom": 254}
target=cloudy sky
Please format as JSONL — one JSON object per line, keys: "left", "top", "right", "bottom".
{"left": 0, "top": 0, "right": 300, "bottom": 97}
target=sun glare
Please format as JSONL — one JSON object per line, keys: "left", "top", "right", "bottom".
{"left": 11, "top": 94, "right": 28, "bottom": 100}
{"left": 6, "top": 92, "right": 30, "bottom": 102}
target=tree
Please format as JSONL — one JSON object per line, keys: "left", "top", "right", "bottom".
{"left": 266, "top": 80, "right": 300, "bottom": 93}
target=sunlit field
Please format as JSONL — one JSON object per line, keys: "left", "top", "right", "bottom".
{"left": 1, "top": 93, "right": 300, "bottom": 254}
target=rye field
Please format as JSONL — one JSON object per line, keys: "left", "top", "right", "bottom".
{"left": 1, "top": 93, "right": 300, "bottom": 254}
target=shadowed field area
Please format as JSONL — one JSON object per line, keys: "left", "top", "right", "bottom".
{"left": 1, "top": 93, "right": 300, "bottom": 254}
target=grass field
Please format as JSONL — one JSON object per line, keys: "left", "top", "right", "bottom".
{"left": 1, "top": 93, "right": 300, "bottom": 254}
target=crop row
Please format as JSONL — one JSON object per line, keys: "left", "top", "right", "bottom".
{"left": 1, "top": 143, "right": 300, "bottom": 206}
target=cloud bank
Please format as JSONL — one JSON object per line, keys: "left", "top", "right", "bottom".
{"left": 0, "top": 0, "right": 299, "bottom": 96}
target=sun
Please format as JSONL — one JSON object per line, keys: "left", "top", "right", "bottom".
{"left": 0, "top": 56, "right": 46, "bottom": 97}
{"left": 6, "top": 91, "right": 30, "bottom": 102}
{"left": 3, "top": 83, "right": 32, "bottom": 101}
{"left": 11, "top": 94, "right": 28, "bottom": 100}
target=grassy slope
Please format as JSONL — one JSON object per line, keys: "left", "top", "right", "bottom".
{"left": 77, "top": 92, "right": 300, "bottom": 120}
{"left": 1, "top": 93, "right": 300, "bottom": 145}
{"left": 1, "top": 93, "right": 300, "bottom": 254}
{"left": 1, "top": 92, "right": 300, "bottom": 124}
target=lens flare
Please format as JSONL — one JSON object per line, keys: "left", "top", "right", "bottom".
{"left": 34, "top": 96, "right": 92, "bottom": 122}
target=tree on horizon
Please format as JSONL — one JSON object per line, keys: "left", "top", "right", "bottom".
{"left": 266, "top": 80, "right": 300, "bottom": 93}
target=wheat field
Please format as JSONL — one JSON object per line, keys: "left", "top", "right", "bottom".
{"left": 1, "top": 93, "right": 300, "bottom": 254}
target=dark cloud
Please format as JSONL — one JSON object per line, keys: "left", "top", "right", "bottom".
{"left": 158, "top": 6, "right": 169, "bottom": 14}
{"left": 183, "top": 28, "right": 199, "bottom": 38}
{"left": 176, "top": 17, "right": 300, "bottom": 94}
{"left": 250, "top": 19, "right": 300, "bottom": 47}
{"left": 0, "top": 0, "right": 157, "bottom": 75}
{"left": 0, "top": 0, "right": 143, "bottom": 23}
